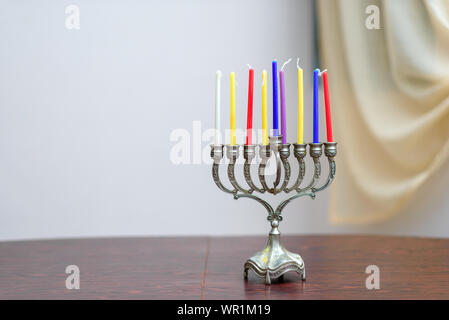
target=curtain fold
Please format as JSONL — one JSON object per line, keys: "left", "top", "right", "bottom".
{"left": 318, "top": 0, "right": 449, "bottom": 224}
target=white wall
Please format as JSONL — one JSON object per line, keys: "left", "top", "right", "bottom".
{"left": 0, "top": 0, "right": 448, "bottom": 241}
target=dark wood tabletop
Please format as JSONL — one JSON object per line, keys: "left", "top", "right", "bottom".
{"left": 0, "top": 235, "right": 448, "bottom": 299}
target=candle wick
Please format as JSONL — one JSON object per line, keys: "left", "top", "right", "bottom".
{"left": 247, "top": 64, "right": 252, "bottom": 69}
{"left": 318, "top": 69, "right": 327, "bottom": 77}
{"left": 296, "top": 58, "right": 300, "bottom": 69}
{"left": 281, "top": 58, "right": 292, "bottom": 71}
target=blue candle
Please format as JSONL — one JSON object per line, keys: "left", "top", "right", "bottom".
{"left": 313, "top": 69, "right": 319, "bottom": 143}
{"left": 272, "top": 60, "right": 279, "bottom": 136}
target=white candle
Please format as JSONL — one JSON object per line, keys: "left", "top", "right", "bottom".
{"left": 215, "top": 70, "right": 222, "bottom": 145}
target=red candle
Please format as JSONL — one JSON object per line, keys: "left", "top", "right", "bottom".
{"left": 322, "top": 70, "right": 333, "bottom": 142}
{"left": 246, "top": 67, "right": 254, "bottom": 145}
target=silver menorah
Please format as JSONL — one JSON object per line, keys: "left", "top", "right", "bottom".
{"left": 210, "top": 135, "right": 337, "bottom": 284}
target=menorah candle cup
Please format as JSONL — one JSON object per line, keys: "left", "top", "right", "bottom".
{"left": 226, "top": 144, "right": 240, "bottom": 161}
{"left": 243, "top": 144, "right": 256, "bottom": 161}
{"left": 293, "top": 143, "right": 307, "bottom": 159}
{"left": 279, "top": 143, "right": 291, "bottom": 159}
{"left": 259, "top": 144, "right": 271, "bottom": 159}
{"left": 309, "top": 142, "right": 323, "bottom": 158}
{"left": 324, "top": 142, "right": 337, "bottom": 159}
{"left": 269, "top": 135, "right": 282, "bottom": 150}
{"left": 210, "top": 144, "right": 224, "bottom": 162}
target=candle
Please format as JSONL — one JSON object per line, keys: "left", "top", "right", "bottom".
{"left": 262, "top": 70, "right": 268, "bottom": 145}
{"left": 322, "top": 70, "right": 333, "bottom": 142}
{"left": 214, "top": 70, "right": 222, "bottom": 145}
{"left": 313, "top": 69, "right": 319, "bottom": 143}
{"left": 230, "top": 72, "right": 236, "bottom": 146}
{"left": 246, "top": 66, "right": 254, "bottom": 145}
{"left": 279, "top": 70, "right": 287, "bottom": 144}
{"left": 272, "top": 60, "right": 279, "bottom": 136}
{"left": 297, "top": 60, "right": 304, "bottom": 144}
{"left": 279, "top": 59, "right": 292, "bottom": 144}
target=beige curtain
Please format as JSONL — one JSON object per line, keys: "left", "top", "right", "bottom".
{"left": 318, "top": 0, "right": 449, "bottom": 224}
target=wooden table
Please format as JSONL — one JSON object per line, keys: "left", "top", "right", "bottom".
{"left": 0, "top": 235, "right": 448, "bottom": 299}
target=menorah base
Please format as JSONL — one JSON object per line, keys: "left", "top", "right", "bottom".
{"left": 243, "top": 225, "right": 305, "bottom": 285}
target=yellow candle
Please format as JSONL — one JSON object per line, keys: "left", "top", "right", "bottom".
{"left": 297, "top": 64, "right": 304, "bottom": 144}
{"left": 262, "top": 70, "right": 268, "bottom": 145}
{"left": 230, "top": 72, "right": 236, "bottom": 146}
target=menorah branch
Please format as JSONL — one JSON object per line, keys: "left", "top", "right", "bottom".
{"left": 243, "top": 145, "right": 265, "bottom": 193}
{"left": 284, "top": 143, "right": 306, "bottom": 193}
{"left": 234, "top": 193, "right": 274, "bottom": 215}
{"left": 227, "top": 145, "right": 253, "bottom": 194}
{"left": 211, "top": 146, "right": 234, "bottom": 194}
{"left": 312, "top": 143, "right": 337, "bottom": 192}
